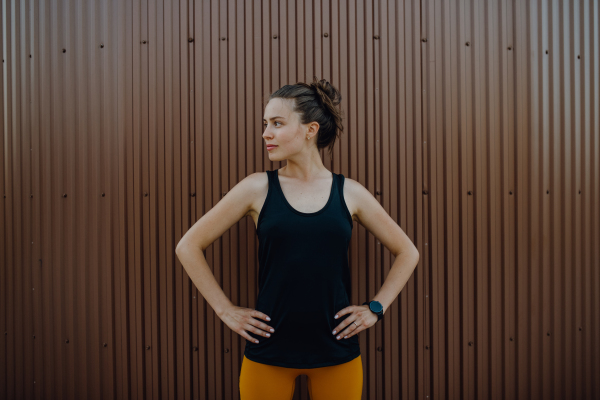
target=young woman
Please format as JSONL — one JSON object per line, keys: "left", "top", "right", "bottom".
{"left": 176, "top": 77, "right": 419, "bottom": 399}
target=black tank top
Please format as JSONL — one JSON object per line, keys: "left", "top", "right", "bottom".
{"left": 243, "top": 169, "right": 361, "bottom": 368}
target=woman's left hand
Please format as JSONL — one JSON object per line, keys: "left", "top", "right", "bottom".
{"left": 331, "top": 305, "right": 379, "bottom": 340}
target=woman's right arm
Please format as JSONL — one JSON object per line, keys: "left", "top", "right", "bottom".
{"left": 175, "top": 172, "right": 275, "bottom": 343}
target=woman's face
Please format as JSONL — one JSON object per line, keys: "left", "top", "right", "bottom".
{"left": 262, "top": 97, "right": 318, "bottom": 161}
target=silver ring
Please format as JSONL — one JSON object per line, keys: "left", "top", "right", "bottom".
{"left": 353, "top": 322, "right": 359, "bottom": 327}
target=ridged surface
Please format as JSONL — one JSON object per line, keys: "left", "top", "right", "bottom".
{"left": 421, "top": 0, "right": 600, "bottom": 399}
{"left": 0, "top": 1, "right": 598, "bottom": 399}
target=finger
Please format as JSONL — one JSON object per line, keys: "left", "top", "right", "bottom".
{"left": 336, "top": 320, "right": 361, "bottom": 340}
{"left": 332, "top": 318, "right": 354, "bottom": 336}
{"left": 249, "top": 310, "right": 275, "bottom": 333}
{"left": 246, "top": 323, "right": 273, "bottom": 338}
{"left": 242, "top": 330, "right": 260, "bottom": 343}
{"left": 332, "top": 307, "right": 354, "bottom": 334}
{"left": 333, "top": 306, "right": 352, "bottom": 320}
{"left": 250, "top": 316, "right": 275, "bottom": 334}
{"left": 344, "top": 318, "right": 370, "bottom": 339}
{"left": 332, "top": 319, "right": 349, "bottom": 336}
{"left": 252, "top": 309, "right": 272, "bottom": 322}
{"left": 344, "top": 329, "right": 360, "bottom": 339}
{"left": 332, "top": 312, "right": 357, "bottom": 335}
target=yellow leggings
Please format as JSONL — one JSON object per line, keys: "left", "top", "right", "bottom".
{"left": 239, "top": 354, "right": 363, "bottom": 400}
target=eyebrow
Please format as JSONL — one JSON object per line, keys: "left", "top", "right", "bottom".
{"left": 263, "top": 116, "right": 286, "bottom": 121}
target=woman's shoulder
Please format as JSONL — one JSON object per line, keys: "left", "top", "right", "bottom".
{"left": 240, "top": 172, "right": 270, "bottom": 219}
{"left": 338, "top": 176, "right": 375, "bottom": 222}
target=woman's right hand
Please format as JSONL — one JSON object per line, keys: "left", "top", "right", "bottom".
{"left": 220, "top": 305, "right": 275, "bottom": 343}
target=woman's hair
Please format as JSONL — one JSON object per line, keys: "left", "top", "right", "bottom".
{"left": 268, "top": 76, "right": 344, "bottom": 158}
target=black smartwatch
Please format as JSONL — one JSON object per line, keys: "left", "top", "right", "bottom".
{"left": 362, "top": 300, "right": 384, "bottom": 321}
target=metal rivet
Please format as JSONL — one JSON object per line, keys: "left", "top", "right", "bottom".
{"left": 376, "top": 191, "right": 381, "bottom": 195}
{"left": 422, "top": 38, "right": 427, "bottom": 42}
{"left": 545, "top": 50, "right": 549, "bottom": 54}
{"left": 577, "top": 55, "right": 580, "bottom": 59}
{"left": 222, "top": 348, "right": 227, "bottom": 353}
{"left": 100, "top": 44, "right": 104, "bottom": 48}
{"left": 374, "top": 35, "right": 380, "bottom": 39}
{"left": 62, "top": 49, "right": 66, "bottom": 53}
{"left": 65, "top": 339, "right": 69, "bottom": 343}
{"left": 509, "top": 191, "right": 513, "bottom": 195}
{"left": 547, "top": 190, "right": 549, "bottom": 194}
{"left": 324, "top": 33, "right": 329, "bottom": 37}
{"left": 509, "top": 337, "right": 514, "bottom": 341}
{"left": 142, "top": 40, "right": 147, "bottom": 44}
{"left": 466, "top": 42, "right": 470, "bottom": 46}
{"left": 468, "top": 341, "right": 474, "bottom": 346}
{"left": 101, "top": 193, "right": 105, "bottom": 197}
{"left": 144, "top": 192, "right": 148, "bottom": 197}
{"left": 547, "top": 332, "right": 551, "bottom": 336}
{"left": 376, "top": 346, "right": 383, "bottom": 352}
{"left": 29, "top": 54, "right": 32, "bottom": 58}
{"left": 188, "top": 37, "right": 194, "bottom": 42}
{"left": 578, "top": 190, "right": 581, "bottom": 194}
{"left": 273, "top": 35, "right": 278, "bottom": 39}
{"left": 221, "top": 37, "right": 226, "bottom": 41}
{"left": 191, "top": 193, "right": 196, "bottom": 197}
{"left": 467, "top": 191, "right": 472, "bottom": 195}
{"left": 507, "top": 47, "right": 512, "bottom": 50}
{"left": 103, "top": 343, "right": 108, "bottom": 347}
{"left": 146, "top": 345, "right": 150, "bottom": 350}
{"left": 63, "top": 193, "right": 67, "bottom": 198}
{"left": 423, "top": 190, "right": 428, "bottom": 195}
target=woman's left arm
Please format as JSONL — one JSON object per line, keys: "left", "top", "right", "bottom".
{"left": 331, "top": 178, "right": 420, "bottom": 340}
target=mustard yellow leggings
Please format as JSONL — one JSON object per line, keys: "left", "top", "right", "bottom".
{"left": 239, "top": 354, "right": 363, "bottom": 400}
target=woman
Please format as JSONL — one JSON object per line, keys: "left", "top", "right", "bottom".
{"left": 176, "top": 77, "right": 420, "bottom": 399}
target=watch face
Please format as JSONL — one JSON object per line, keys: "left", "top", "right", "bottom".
{"left": 370, "top": 301, "right": 383, "bottom": 313}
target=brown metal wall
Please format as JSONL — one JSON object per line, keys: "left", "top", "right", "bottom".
{"left": 421, "top": 0, "right": 600, "bottom": 399}
{"left": 0, "top": 1, "right": 598, "bottom": 400}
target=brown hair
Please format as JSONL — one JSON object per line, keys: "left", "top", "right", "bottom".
{"left": 267, "top": 76, "right": 344, "bottom": 158}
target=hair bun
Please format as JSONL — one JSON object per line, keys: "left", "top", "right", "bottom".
{"left": 310, "top": 76, "right": 342, "bottom": 107}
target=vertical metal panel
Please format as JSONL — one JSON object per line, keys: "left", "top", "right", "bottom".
{"left": 0, "top": 0, "right": 6, "bottom": 397}
{"left": 2, "top": 0, "right": 600, "bottom": 399}
{"left": 592, "top": 2, "right": 600, "bottom": 396}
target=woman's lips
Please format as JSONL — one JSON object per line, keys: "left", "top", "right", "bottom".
{"left": 267, "top": 145, "right": 278, "bottom": 151}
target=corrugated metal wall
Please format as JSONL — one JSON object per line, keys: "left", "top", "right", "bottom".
{"left": 1, "top": 1, "right": 598, "bottom": 399}
{"left": 420, "top": 0, "right": 600, "bottom": 399}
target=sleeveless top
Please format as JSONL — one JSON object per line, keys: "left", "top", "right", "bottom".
{"left": 243, "top": 169, "right": 361, "bottom": 368}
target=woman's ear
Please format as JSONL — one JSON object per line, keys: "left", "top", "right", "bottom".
{"left": 308, "top": 121, "right": 320, "bottom": 137}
